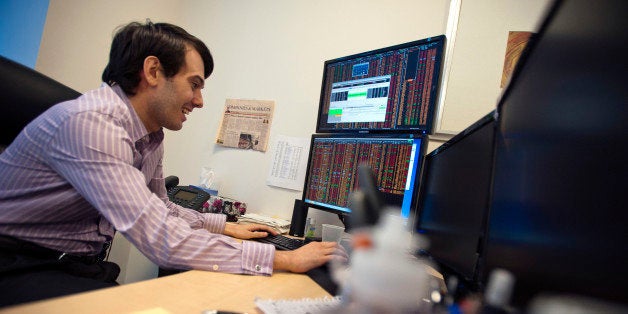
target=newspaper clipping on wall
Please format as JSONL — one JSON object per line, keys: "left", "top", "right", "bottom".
{"left": 216, "top": 99, "right": 275, "bottom": 152}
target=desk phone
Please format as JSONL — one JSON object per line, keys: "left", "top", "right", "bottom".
{"left": 167, "top": 185, "right": 211, "bottom": 211}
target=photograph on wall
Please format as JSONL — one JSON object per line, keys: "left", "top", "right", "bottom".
{"left": 501, "top": 31, "right": 535, "bottom": 88}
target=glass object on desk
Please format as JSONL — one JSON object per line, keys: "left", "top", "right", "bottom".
{"left": 322, "top": 224, "right": 344, "bottom": 242}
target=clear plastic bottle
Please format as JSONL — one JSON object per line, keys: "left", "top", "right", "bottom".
{"left": 305, "top": 217, "right": 316, "bottom": 239}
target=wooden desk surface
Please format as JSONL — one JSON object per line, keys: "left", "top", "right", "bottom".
{"left": 0, "top": 270, "right": 331, "bottom": 314}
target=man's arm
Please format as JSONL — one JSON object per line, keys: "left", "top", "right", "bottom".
{"left": 220, "top": 217, "right": 349, "bottom": 272}
{"left": 273, "top": 242, "right": 347, "bottom": 273}
{"left": 223, "top": 223, "right": 276, "bottom": 239}
{"left": 46, "top": 110, "right": 273, "bottom": 275}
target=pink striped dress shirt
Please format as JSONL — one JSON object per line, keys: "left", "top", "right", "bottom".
{"left": 0, "top": 84, "right": 274, "bottom": 275}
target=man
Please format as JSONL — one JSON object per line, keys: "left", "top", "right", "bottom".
{"left": 0, "top": 21, "right": 343, "bottom": 306}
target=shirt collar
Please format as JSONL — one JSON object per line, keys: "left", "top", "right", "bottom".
{"left": 106, "top": 83, "right": 164, "bottom": 144}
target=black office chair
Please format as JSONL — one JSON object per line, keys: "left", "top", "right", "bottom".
{"left": 0, "top": 55, "right": 81, "bottom": 150}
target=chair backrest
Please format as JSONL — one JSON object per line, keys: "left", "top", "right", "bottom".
{"left": 0, "top": 55, "right": 81, "bottom": 148}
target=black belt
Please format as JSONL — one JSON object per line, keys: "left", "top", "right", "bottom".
{"left": 0, "top": 235, "right": 107, "bottom": 264}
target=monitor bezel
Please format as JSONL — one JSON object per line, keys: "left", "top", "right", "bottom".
{"left": 315, "top": 35, "right": 446, "bottom": 134}
{"left": 301, "top": 132, "right": 427, "bottom": 219}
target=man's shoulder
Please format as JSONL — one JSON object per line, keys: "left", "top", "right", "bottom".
{"left": 77, "top": 85, "right": 130, "bottom": 115}
{"left": 52, "top": 85, "right": 131, "bottom": 123}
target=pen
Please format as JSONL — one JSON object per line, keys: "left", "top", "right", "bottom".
{"left": 201, "top": 310, "right": 245, "bottom": 314}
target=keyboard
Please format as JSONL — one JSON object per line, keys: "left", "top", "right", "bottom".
{"left": 254, "top": 234, "right": 305, "bottom": 250}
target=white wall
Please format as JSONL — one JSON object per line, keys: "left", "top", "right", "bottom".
{"left": 439, "top": 0, "right": 551, "bottom": 132}
{"left": 38, "top": 1, "right": 186, "bottom": 92}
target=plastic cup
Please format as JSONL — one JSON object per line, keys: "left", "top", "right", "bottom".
{"left": 322, "top": 224, "right": 345, "bottom": 242}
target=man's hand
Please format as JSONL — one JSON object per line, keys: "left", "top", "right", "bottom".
{"left": 273, "top": 242, "right": 349, "bottom": 273}
{"left": 223, "top": 223, "right": 278, "bottom": 240}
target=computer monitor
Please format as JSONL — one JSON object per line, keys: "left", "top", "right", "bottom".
{"left": 414, "top": 112, "right": 496, "bottom": 284}
{"left": 315, "top": 36, "right": 445, "bottom": 134}
{"left": 301, "top": 133, "right": 426, "bottom": 221}
{"left": 483, "top": 0, "right": 628, "bottom": 307}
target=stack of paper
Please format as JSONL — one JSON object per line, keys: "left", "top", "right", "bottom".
{"left": 255, "top": 296, "right": 342, "bottom": 314}
{"left": 238, "top": 213, "right": 291, "bottom": 234}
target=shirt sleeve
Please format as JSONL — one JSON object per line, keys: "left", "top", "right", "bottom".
{"left": 46, "top": 110, "right": 275, "bottom": 275}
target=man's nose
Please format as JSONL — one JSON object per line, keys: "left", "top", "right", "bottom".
{"left": 193, "top": 91, "right": 203, "bottom": 108}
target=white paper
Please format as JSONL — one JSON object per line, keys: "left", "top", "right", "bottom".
{"left": 266, "top": 135, "right": 310, "bottom": 191}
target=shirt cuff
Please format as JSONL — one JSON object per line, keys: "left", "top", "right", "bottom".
{"left": 204, "top": 213, "right": 227, "bottom": 234}
{"left": 241, "top": 240, "right": 275, "bottom": 276}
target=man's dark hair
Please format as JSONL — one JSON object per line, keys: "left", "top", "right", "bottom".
{"left": 102, "top": 20, "right": 213, "bottom": 95}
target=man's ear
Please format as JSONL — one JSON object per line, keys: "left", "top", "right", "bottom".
{"left": 142, "top": 56, "right": 161, "bottom": 87}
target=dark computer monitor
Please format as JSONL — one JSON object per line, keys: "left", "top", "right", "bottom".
{"left": 301, "top": 133, "right": 426, "bottom": 221}
{"left": 414, "top": 112, "right": 496, "bottom": 284}
{"left": 315, "top": 36, "right": 445, "bottom": 134}
{"left": 483, "top": 0, "right": 628, "bottom": 307}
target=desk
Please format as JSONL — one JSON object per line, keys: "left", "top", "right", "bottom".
{"left": 0, "top": 270, "right": 331, "bottom": 314}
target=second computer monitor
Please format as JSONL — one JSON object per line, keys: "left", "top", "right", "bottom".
{"left": 414, "top": 112, "right": 496, "bottom": 283}
{"left": 302, "top": 133, "right": 426, "bottom": 221}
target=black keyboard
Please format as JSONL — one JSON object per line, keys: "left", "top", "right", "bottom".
{"left": 254, "top": 234, "right": 305, "bottom": 250}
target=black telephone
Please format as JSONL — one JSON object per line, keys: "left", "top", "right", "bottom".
{"left": 165, "top": 176, "right": 211, "bottom": 211}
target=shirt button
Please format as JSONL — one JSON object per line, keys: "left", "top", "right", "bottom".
{"left": 255, "top": 265, "right": 261, "bottom": 271}
{"left": 212, "top": 265, "right": 219, "bottom": 271}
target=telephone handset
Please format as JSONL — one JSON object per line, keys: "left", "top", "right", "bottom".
{"left": 167, "top": 184, "right": 211, "bottom": 212}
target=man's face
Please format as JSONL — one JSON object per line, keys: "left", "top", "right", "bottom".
{"left": 149, "top": 48, "right": 205, "bottom": 131}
